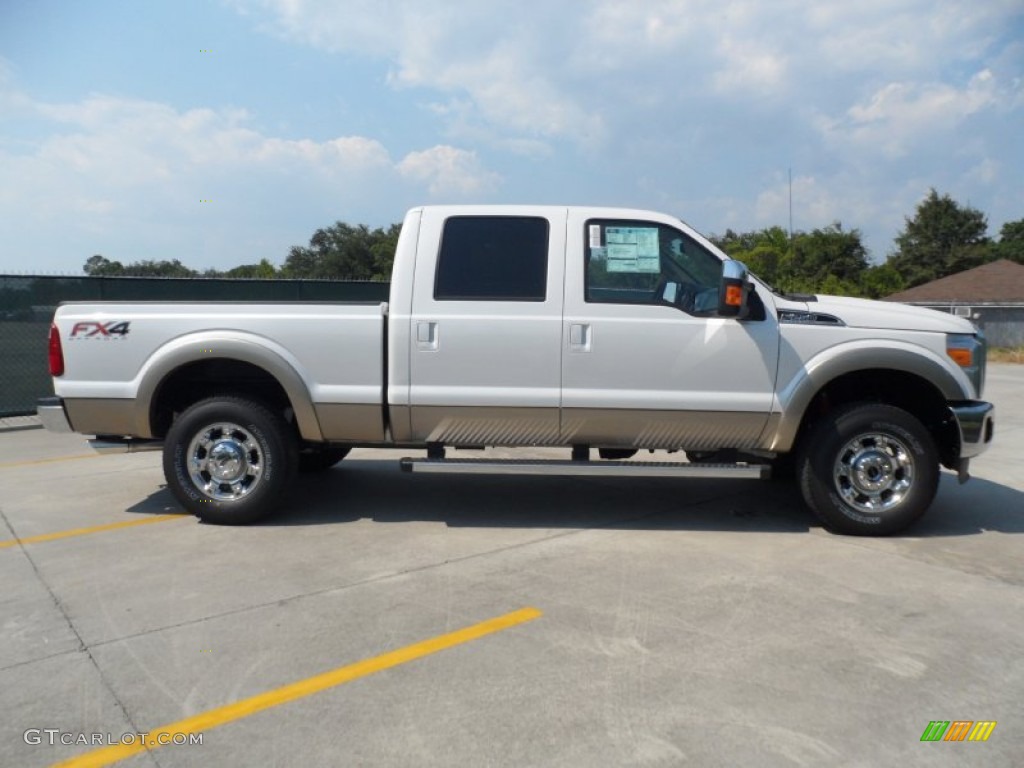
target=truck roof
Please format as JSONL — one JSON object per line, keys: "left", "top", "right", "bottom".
{"left": 407, "top": 204, "right": 687, "bottom": 221}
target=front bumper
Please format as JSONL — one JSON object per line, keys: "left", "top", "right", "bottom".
{"left": 950, "top": 400, "right": 995, "bottom": 460}
{"left": 36, "top": 396, "right": 72, "bottom": 433}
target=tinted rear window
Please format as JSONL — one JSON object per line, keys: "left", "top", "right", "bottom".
{"left": 434, "top": 216, "right": 549, "bottom": 301}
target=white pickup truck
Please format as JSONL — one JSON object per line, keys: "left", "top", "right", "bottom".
{"left": 38, "top": 205, "right": 994, "bottom": 535}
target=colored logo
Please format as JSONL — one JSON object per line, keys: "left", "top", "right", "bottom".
{"left": 921, "top": 721, "right": 996, "bottom": 742}
{"left": 69, "top": 321, "right": 131, "bottom": 339}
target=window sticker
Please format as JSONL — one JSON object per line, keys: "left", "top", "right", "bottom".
{"left": 589, "top": 224, "right": 602, "bottom": 249}
{"left": 604, "top": 227, "right": 660, "bottom": 273}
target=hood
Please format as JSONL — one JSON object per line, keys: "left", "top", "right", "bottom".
{"left": 808, "top": 295, "right": 976, "bottom": 333}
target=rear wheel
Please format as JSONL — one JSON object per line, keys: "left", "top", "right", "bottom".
{"left": 798, "top": 403, "right": 939, "bottom": 535}
{"left": 163, "top": 395, "right": 298, "bottom": 524}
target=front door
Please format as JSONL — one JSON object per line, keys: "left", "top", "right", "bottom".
{"left": 560, "top": 211, "right": 779, "bottom": 450}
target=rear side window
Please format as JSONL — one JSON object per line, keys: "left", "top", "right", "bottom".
{"left": 434, "top": 216, "right": 549, "bottom": 301}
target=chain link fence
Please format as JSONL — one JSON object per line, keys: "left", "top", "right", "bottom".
{"left": 0, "top": 275, "right": 390, "bottom": 418}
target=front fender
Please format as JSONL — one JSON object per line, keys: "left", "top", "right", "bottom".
{"left": 132, "top": 331, "right": 322, "bottom": 441}
{"left": 768, "top": 340, "right": 973, "bottom": 452}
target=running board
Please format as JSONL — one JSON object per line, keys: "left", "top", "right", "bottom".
{"left": 400, "top": 458, "right": 770, "bottom": 480}
{"left": 88, "top": 438, "right": 163, "bottom": 455}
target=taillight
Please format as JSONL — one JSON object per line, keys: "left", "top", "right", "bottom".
{"left": 48, "top": 324, "right": 64, "bottom": 376}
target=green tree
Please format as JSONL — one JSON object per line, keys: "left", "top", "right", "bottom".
{"left": 82, "top": 255, "right": 197, "bottom": 277}
{"left": 889, "top": 189, "right": 990, "bottom": 287}
{"left": 788, "top": 223, "right": 869, "bottom": 289}
{"left": 816, "top": 272, "right": 863, "bottom": 297}
{"left": 859, "top": 263, "right": 906, "bottom": 298}
{"left": 283, "top": 222, "right": 398, "bottom": 280}
{"left": 83, "top": 255, "right": 125, "bottom": 276}
{"left": 224, "top": 259, "right": 278, "bottom": 279}
{"left": 122, "top": 259, "right": 198, "bottom": 277}
{"left": 713, "top": 223, "right": 869, "bottom": 296}
{"left": 712, "top": 226, "right": 790, "bottom": 286}
{"left": 992, "top": 218, "right": 1024, "bottom": 264}
{"left": 369, "top": 223, "right": 401, "bottom": 279}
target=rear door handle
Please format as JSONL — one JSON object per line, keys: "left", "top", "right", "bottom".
{"left": 416, "top": 321, "right": 438, "bottom": 350}
{"left": 569, "top": 323, "right": 591, "bottom": 351}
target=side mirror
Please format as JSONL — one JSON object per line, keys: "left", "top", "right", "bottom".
{"left": 718, "top": 260, "right": 751, "bottom": 319}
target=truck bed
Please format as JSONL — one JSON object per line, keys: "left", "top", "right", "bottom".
{"left": 52, "top": 301, "right": 387, "bottom": 441}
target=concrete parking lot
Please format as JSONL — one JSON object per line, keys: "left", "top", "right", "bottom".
{"left": 1, "top": 366, "right": 1021, "bottom": 767}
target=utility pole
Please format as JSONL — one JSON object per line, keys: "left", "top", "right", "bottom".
{"left": 788, "top": 168, "right": 794, "bottom": 258}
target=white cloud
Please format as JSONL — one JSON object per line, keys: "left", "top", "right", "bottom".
{"left": 0, "top": 87, "right": 490, "bottom": 197}
{"left": 807, "top": 0, "right": 1023, "bottom": 73}
{"left": 712, "top": 36, "right": 788, "bottom": 94}
{"left": 4, "top": 1, "right": 1022, "bottom": 269}
{"left": 234, "top": 0, "right": 1021, "bottom": 152}
{"left": 237, "top": 0, "right": 608, "bottom": 146}
{"left": 0, "top": 82, "right": 499, "bottom": 268}
{"left": 817, "top": 70, "right": 1001, "bottom": 157}
{"left": 965, "top": 157, "right": 999, "bottom": 185}
{"left": 255, "top": 135, "right": 392, "bottom": 171}
{"left": 752, "top": 174, "right": 880, "bottom": 238}
{"left": 398, "top": 145, "right": 501, "bottom": 197}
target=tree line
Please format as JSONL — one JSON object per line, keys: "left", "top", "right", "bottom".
{"left": 83, "top": 189, "right": 1023, "bottom": 298}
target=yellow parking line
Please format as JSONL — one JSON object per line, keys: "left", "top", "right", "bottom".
{"left": 0, "top": 454, "right": 101, "bottom": 470}
{"left": 53, "top": 606, "right": 543, "bottom": 768}
{"left": 0, "top": 514, "right": 188, "bottom": 550}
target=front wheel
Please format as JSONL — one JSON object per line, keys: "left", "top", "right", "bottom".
{"left": 797, "top": 403, "right": 939, "bottom": 536}
{"left": 163, "top": 395, "right": 298, "bottom": 524}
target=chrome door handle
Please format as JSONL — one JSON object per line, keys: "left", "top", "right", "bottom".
{"left": 569, "top": 323, "right": 590, "bottom": 351}
{"left": 416, "top": 321, "right": 438, "bottom": 350}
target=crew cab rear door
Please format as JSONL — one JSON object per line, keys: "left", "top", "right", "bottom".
{"left": 405, "top": 207, "right": 567, "bottom": 444}
{"left": 560, "top": 210, "right": 779, "bottom": 450}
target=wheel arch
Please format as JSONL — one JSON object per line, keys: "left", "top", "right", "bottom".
{"left": 770, "top": 344, "right": 967, "bottom": 469}
{"left": 134, "top": 334, "right": 322, "bottom": 441}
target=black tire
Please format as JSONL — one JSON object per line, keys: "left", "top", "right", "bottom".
{"left": 766, "top": 453, "right": 795, "bottom": 481}
{"left": 163, "top": 395, "right": 298, "bottom": 524}
{"left": 797, "top": 403, "right": 939, "bottom": 536}
{"left": 298, "top": 444, "right": 351, "bottom": 472}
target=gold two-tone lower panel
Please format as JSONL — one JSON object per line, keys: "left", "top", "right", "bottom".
{"left": 561, "top": 408, "right": 778, "bottom": 451}
{"left": 63, "top": 398, "right": 137, "bottom": 436}
{"left": 402, "top": 406, "right": 777, "bottom": 451}
{"left": 314, "top": 403, "right": 387, "bottom": 442}
{"left": 409, "top": 406, "right": 561, "bottom": 446}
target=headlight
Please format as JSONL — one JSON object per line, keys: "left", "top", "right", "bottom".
{"left": 947, "top": 332, "right": 986, "bottom": 398}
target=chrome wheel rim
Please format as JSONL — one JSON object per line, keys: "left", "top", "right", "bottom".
{"left": 186, "top": 422, "right": 263, "bottom": 501}
{"left": 833, "top": 431, "right": 914, "bottom": 513}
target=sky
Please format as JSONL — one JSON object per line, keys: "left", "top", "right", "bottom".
{"left": 1, "top": 0, "right": 1022, "bottom": 274}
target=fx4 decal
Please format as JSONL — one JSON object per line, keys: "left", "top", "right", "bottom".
{"left": 69, "top": 321, "right": 131, "bottom": 339}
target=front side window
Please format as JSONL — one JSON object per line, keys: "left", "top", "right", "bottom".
{"left": 435, "top": 216, "right": 549, "bottom": 301}
{"left": 585, "top": 219, "right": 722, "bottom": 314}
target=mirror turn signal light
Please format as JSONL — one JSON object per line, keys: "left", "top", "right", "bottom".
{"left": 724, "top": 284, "right": 744, "bottom": 307}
